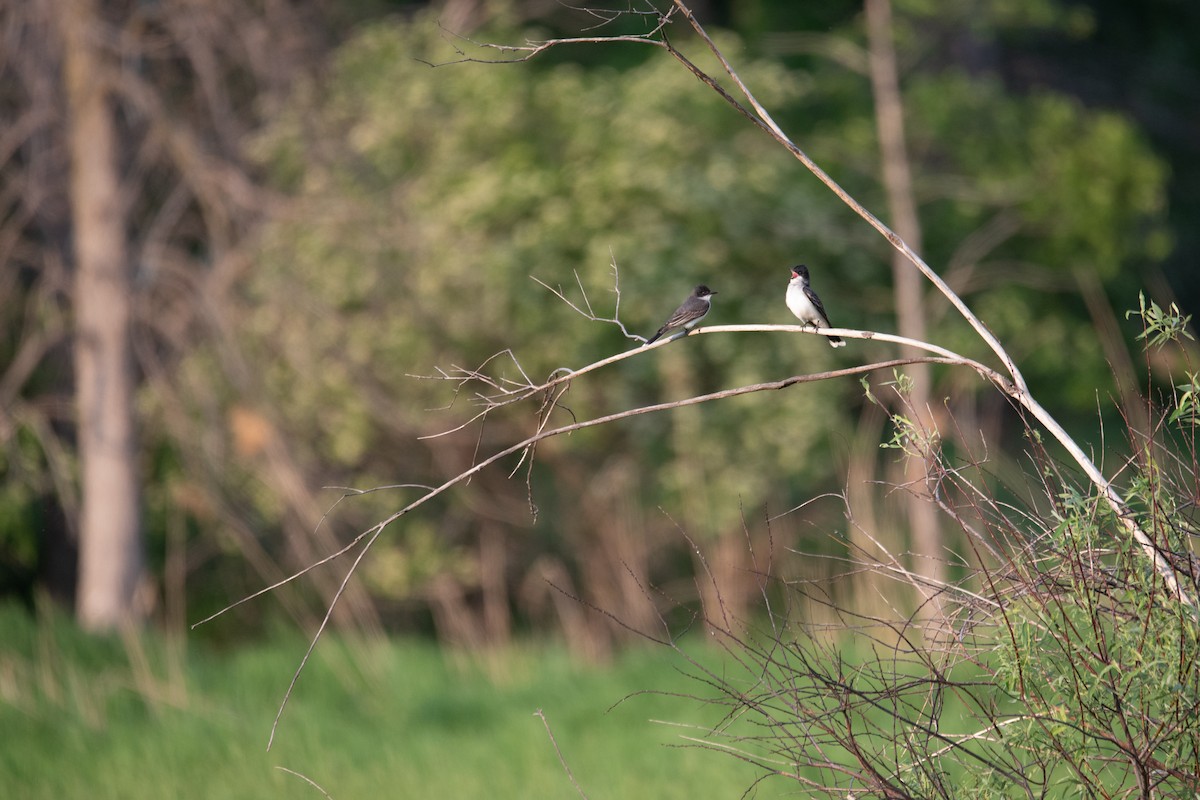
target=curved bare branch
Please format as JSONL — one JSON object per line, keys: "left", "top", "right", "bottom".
{"left": 432, "top": 0, "right": 1193, "bottom": 611}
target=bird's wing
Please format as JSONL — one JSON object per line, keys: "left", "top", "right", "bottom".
{"left": 803, "top": 285, "right": 833, "bottom": 327}
{"left": 663, "top": 300, "right": 700, "bottom": 329}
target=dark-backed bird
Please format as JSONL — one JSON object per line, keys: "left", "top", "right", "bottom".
{"left": 786, "top": 265, "right": 844, "bottom": 348}
{"left": 644, "top": 284, "right": 717, "bottom": 345}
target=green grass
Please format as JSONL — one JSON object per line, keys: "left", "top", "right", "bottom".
{"left": 0, "top": 605, "right": 767, "bottom": 799}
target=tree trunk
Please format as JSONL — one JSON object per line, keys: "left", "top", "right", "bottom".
{"left": 59, "top": 0, "right": 144, "bottom": 630}
{"left": 865, "top": 0, "right": 945, "bottom": 604}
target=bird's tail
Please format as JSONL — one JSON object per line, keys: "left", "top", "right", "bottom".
{"left": 827, "top": 334, "right": 846, "bottom": 348}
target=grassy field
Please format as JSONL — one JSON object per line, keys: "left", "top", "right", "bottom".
{"left": 0, "top": 605, "right": 770, "bottom": 799}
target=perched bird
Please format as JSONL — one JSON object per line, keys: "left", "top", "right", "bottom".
{"left": 786, "top": 265, "right": 845, "bottom": 347}
{"left": 644, "top": 284, "right": 718, "bottom": 345}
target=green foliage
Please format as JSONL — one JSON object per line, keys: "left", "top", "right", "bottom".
{"left": 869, "top": 370, "right": 941, "bottom": 457}
{"left": 677, "top": 316, "right": 1200, "bottom": 798}
{"left": 903, "top": 74, "right": 1169, "bottom": 407}
{"left": 230, "top": 13, "right": 859, "bottom": 601}
{"left": 801, "top": 2, "right": 1172, "bottom": 411}
{"left": 0, "top": 422, "right": 61, "bottom": 591}
{"left": 975, "top": 395, "right": 1200, "bottom": 795}
{"left": 897, "top": 0, "right": 1084, "bottom": 33}
{"left": 985, "top": 484, "right": 1200, "bottom": 796}
{"left": 174, "top": 4, "right": 1173, "bottom": 636}
{"left": 1170, "top": 373, "right": 1200, "bottom": 426}
{"left": 1127, "top": 290, "right": 1195, "bottom": 349}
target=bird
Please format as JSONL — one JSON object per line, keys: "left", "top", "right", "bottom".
{"left": 644, "top": 284, "right": 718, "bottom": 345}
{"left": 786, "top": 264, "right": 845, "bottom": 348}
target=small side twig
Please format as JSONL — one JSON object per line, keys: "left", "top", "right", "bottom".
{"left": 535, "top": 708, "right": 591, "bottom": 800}
{"left": 276, "top": 766, "right": 335, "bottom": 799}
{"left": 531, "top": 254, "right": 643, "bottom": 342}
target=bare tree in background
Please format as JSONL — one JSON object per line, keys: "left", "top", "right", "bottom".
{"left": 864, "top": 0, "right": 944, "bottom": 603}
{"left": 1, "top": 0, "right": 369, "bottom": 631}
{"left": 58, "top": 0, "right": 143, "bottom": 629}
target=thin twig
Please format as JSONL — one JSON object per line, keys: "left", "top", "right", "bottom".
{"left": 534, "top": 708, "right": 590, "bottom": 800}
{"left": 267, "top": 523, "right": 385, "bottom": 750}
{"left": 276, "top": 767, "right": 336, "bottom": 800}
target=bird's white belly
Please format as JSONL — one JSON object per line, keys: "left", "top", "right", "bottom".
{"left": 786, "top": 284, "right": 821, "bottom": 325}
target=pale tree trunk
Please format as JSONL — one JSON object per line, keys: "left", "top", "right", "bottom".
{"left": 59, "top": 0, "right": 144, "bottom": 630}
{"left": 865, "top": 0, "right": 945, "bottom": 603}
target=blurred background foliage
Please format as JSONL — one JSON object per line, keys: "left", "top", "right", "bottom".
{"left": 0, "top": 0, "right": 1195, "bottom": 651}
